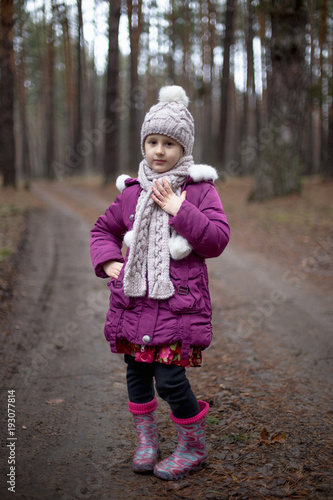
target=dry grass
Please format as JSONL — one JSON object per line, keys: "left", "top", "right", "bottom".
{"left": 0, "top": 186, "right": 44, "bottom": 317}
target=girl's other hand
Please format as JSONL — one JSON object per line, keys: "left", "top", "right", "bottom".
{"left": 151, "top": 178, "right": 186, "bottom": 216}
{"left": 103, "top": 260, "right": 124, "bottom": 278}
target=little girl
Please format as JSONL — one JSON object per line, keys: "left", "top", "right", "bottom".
{"left": 90, "top": 86, "right": 230, "bottom": 480}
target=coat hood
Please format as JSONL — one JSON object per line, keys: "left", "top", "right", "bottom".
{"left": 115, "top": 164, "right": 218, "bottom": 193}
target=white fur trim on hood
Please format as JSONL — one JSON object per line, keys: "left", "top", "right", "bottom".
{"left": 188, "top": 164, "right": 218, "bottom": 182}
{"left": 117, "top": 164, "right": 217, "bottom": 193}
{"left": 116, "top": 174, "right": 131, "bottom": 193}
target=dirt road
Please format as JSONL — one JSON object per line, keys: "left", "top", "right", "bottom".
{"left": 1, "top": 182, "right": 332, "bottom": 500}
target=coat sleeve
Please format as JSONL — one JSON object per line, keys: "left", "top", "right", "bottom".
{"left": 90, "top": 194, "right": 127, "bottom": 278}
{"left": 169, "top": 183, "right": 230, "bottom": 259}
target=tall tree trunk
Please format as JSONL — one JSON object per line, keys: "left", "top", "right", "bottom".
{"left": 325, "top": 105, "right": 333, "bottom": 177}
{"left": 44, "top": 1, "right": 56, "bottom": 179}
{"left": 319, "top": 0, "right": 328, "bottom": 172}
{"left": 0, "top": 0, "right": 16, "bottom": 187}
{"left": 16, "top": 0, "right": 31, "bottom": 187}
{"left": 32, "top": 1, "right": 46, "bottom": 177}
{"left": 81, "top": 19, "right": 93, "bottom": 174}
{"left": 87, "top": 40, "right": 96, "bottom": 170}
{"left": 201, "top": 0, "right": 215, "bottom": 164}
{"left": 167, "top": 0, "right": 176, "bottom": 84}
{"left": 242, "top": 0, "right": 256, "bottom": 174}
{"left": 103, "top": 0, "right": 121, "bottom": 183}
{"left": 304, "top": 0, "right": 315, "bottom": 175}
{"left": 218, "top": 0, "right": 236, "bottom": 167}
{"left": 74, "top": 0, "right": 84, "bottom": 174}
{"left": 324, "top": 45, "right": 333, "bottom": 178}
{"left": 249, "top": 0, "right": 308, "bottom": 201}
{"left": 127, "top": 0, "right": 143, "bottom": 168}
{"left": 258, "top": 0, "right": 267, "bottom": 130}
{"left": 60, "top": 6, "right": 76, "bottom": 162}
{"left": 181, "top": 1, "right": 191, "bottom": 93}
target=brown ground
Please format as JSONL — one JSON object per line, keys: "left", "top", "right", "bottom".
{"left": 0, "top": 176, "right": 332, "bottom": 499}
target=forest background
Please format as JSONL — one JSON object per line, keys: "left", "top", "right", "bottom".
{"left": 0, "top": 0, "right": 332, "bottom": 201}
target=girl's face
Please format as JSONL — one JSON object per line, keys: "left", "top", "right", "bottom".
{"left": 144, "top": 134, "right": 183, "bottom": 173}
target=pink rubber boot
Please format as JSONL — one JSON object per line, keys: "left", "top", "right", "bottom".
{"left": 128, "top": 398, "right": 160, "bottom": 473}
{"left": 154, "top": 400, "right": 209, "bottom": 480}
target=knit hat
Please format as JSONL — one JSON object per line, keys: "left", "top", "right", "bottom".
{"left": 141, "top": 86, "right": 195, "bottom": 156}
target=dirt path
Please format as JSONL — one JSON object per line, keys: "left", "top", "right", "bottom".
{"left": 1, "top": 182, "right": 332, "bottom": 500}
{"left": 212, "top": 243, "right": 333, "bottom": 386}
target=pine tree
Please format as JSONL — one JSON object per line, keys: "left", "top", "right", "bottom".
{"left": 0, "top": 0, "right": 16, "bottom": 187}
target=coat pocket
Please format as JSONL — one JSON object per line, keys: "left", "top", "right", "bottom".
{"left": 107, "top": 266, "right": 132, "bottom": 309}
{"left": 168, "top": 264, "right": 205, "bottom": 313}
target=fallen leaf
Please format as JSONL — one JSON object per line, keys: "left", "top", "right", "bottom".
{"left": 260, "top": 428, "right": 286, "bottom": 444}
{"left": 260, "top": 427, "right": 270, "bottom": 442}
{"left": 271, "top": 431, "right": 287, "bottom": 443}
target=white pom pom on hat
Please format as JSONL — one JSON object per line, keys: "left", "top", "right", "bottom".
{"left": 158, "top": 86, "right": 189, "bottom": 107}
{"left": 141, "top": 85, "right": 195, "bottom": 156}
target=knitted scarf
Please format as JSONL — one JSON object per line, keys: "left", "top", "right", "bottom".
{"left": 123, "top": 155, "right": 193, "bottom": 299}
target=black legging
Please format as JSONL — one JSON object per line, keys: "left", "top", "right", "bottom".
{"left": 125, "top": 354, "right": 200, "bottom": 419}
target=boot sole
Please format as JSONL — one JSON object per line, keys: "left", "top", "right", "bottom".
{"left": 132, "top": 449, "right": 161, "bottom": 474}
{"left": 154, "top": 459, "right": 209, "bottom": 481}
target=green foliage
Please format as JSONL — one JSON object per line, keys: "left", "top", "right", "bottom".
{"left": 0, "top": 205, "right": 25, "bottom": 216}
{"left": 224, "top": 433, "right": 254, "bottom": 443}
{"left": 206, "top": 415, "right": 220, "bottom": 425}
{"left": 0, "top": 248, "right": 12, "bottom": 262}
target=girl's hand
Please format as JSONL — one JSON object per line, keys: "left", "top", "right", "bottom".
{"left": 103, "top": 260, "right": 123, "bottom": 278}
{"left": 151, "top": 178, "right": 186, "bottom": 216}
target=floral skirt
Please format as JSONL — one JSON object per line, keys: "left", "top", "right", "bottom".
{"left": 116, "top": 339, "right": 202, "bottom": 367}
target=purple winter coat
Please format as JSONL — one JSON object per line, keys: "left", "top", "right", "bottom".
{"left": 90, "top": 165, "right": 230, "bottom": 360}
